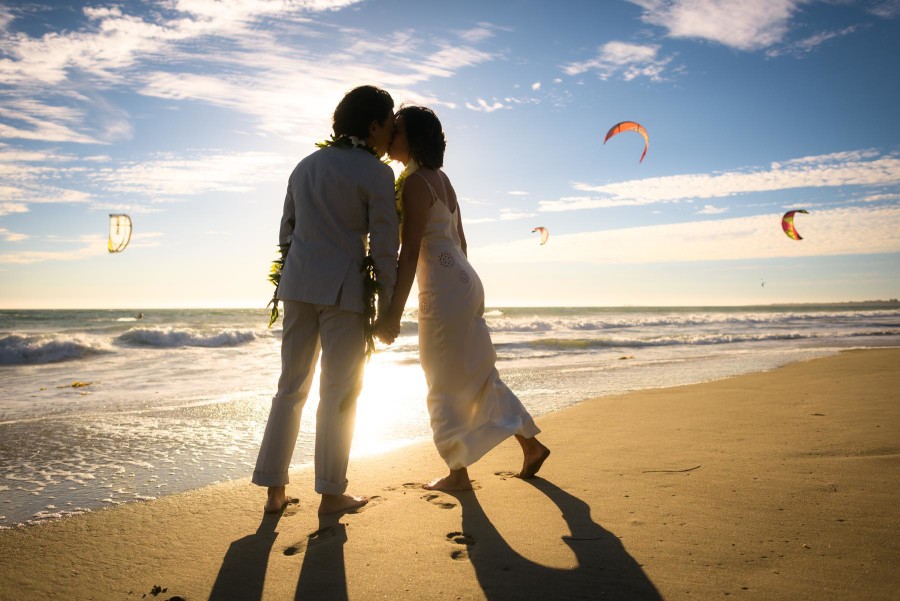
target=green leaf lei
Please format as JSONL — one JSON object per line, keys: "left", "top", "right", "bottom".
{"left": 266, "top": 135, "right": 386, "bottom": 361}
{"left": 266, "top": 243, "right": 290, "bottom": 328}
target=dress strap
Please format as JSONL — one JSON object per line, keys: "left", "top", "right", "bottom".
{"left": 408, "top": 171, "right": 439, "bottom": 207}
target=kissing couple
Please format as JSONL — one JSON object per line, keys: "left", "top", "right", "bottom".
{"left": 252, "top": 85, "right": 550, "bottom": 515}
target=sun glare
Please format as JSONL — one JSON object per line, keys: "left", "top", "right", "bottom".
{"left": 350, "top": 348, "right": 430, "bottom": 458}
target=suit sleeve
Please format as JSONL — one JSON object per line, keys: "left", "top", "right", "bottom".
{"left": 368, "top": 166, "right": 400, "bottom": 314}
{"left": 278, "top": 177, "right": 295, "bottom": 246}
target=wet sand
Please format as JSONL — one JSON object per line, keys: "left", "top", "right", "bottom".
{"left": 0, "top": 348, "right": 897, "bottom": 600}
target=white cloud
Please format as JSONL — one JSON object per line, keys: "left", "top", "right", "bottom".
{"left": 465, "top": 98, "right": 506, "bottom": 113}
{"left": 474, "top": 205, "right": 900, "bottom": 265}
{"left": 455, "top": 23, "right": 496, "bottom": 43}
{"left": 0, "top": 235, "right": 107, "bottom": 264}
{"left": 0, "top": 2, "right": 495, "bottom": 144}
{"left": 867, "top": 0, "right": 900, "bottom": 18}
{"left": 0, "top": 227, "right": 27, "bottom": 242}
{"left": 507, "top": 191, "right": 529, "bottom": 196}
{"left": 563, "top": 41, "right": 673, "bottom": 81}
{"left": 766, "top": 25, "right": 861, "bottom": 58}
{"left": 627, "top": 0, "right": 804, "bottom": 51}
{"left": 0, "top": 202, "right": 28, "bottom": 217}
{"left": 87, "top": 151, "right": 292, "bottom": 197}
{"left": 698, "top": 205, "right": 728, "bottom": 215}
{"left": 531, "top": 81, "right": 541, "bottom": 90}
{"left": 541, "top": 150, "right": 900, "bottom": 212}
{"left": 499, "top": 209, "right": 536, "bottom": 220}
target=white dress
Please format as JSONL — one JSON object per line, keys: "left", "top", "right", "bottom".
{"left": 412, "top": 171, "right": 540, "bottom": 470}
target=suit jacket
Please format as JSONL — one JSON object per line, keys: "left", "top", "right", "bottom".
{"left": 276, "top": 146, "right": 399, "bottom": 315}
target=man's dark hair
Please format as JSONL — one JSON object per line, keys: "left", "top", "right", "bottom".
{"left": 332, "top": 86, "right": 394, "bottom": 139}
{"left": 396, "top": 105, "right": 446, "bottom": 169}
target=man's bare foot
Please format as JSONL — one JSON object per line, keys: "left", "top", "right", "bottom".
{"left": 264, "top": 485, "right": 299, "bottom": 513}
{"left": 424, "top": 468, "right": 473, "bottom": 491}
{"left": 318, "top": 493, "right": 368, "bottom": 515}
{"left": 518, "top": 439, "right": 550, "bottom": 479}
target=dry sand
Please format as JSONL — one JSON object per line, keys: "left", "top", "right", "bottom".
{"left": 0, "top": 348, "right": 898, "bottom": 600}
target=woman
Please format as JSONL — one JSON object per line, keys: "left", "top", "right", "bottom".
{"left": 375, "top": 106, "right": 550, "bottom": 491}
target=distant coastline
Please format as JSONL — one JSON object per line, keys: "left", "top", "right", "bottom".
{"left": 2, "top": 299, "right": 899, "bottom": 312}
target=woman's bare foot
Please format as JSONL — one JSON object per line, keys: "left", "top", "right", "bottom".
{"left": 424, "top": 468, "right": 473, "bottom": 491}
{"left": 318, "top": 493, "right": 368, "bottom": 515}
{"left": 264, "top": 485, "right": 299, "bottom": 513}
{"left": 516, "top": 436, "right": 551, "bottom": 479}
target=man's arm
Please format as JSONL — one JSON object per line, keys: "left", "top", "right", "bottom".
{"left": 279, "top": 178, "right": 296, "bottom": 246}
{"left": 368, "top": 167, "right": 400, "bottom": 315}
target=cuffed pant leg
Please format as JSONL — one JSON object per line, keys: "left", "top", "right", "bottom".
{"left": 313, "top": 305, "right": 365, "bottom": 495}
{"left": 252, "top": 300, "right": 320, "bottom": 487}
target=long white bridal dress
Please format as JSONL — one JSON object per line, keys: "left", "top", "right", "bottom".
{"left": 411, "top": 171, "right": 540, "bottom": 470}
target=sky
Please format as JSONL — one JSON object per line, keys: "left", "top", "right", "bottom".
{"left": 1, "top": 0, "right": 899, "bottom": 309}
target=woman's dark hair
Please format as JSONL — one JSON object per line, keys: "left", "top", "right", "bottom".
{"left": 396, "top": 105, "right": 446, "bottom": 169}
{"left": 332, "top": 86, "right": 394, "bottom": 139}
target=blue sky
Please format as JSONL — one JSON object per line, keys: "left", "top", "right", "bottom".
{"left": 1, "top": 0, "right": 898, "bottom": 308}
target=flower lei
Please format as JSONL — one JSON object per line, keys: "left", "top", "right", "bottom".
{"left": 267, "top": 135, "right": 386, "bottom": 361}
{"left": 314, "top": 134, "right": 378, "bottom": 157}
{"left": 394, "top": 159, "right": 418, "bottom": 226}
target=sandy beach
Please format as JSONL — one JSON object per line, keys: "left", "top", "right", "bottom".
{"left": 0, "top": 348, "right": 897, "bottom": 600}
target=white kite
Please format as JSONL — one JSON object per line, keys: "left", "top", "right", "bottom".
{"left": 108, "top": 214, "right": 132, "bottom": 253}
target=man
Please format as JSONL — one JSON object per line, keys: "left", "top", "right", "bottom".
{"left": 253, "top": 85, "right": 399, "bottom": 515}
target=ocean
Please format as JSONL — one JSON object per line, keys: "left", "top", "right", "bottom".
{"left": 1, "top": 304, "right": 898, "bottom": 527}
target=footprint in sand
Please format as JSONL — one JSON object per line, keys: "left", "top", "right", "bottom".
{"left": 422, "top": 493, "right": 457, "bottom": 509}
{"left": 346, "top": 495, "right": 383, "bottom": 514}
{"left": 494, "top": 471, "right": 518, "bottom": 480}
{"left": 283, "top": 524, "right": 346, "bottom": 556}
{"left": 447, "top": 531, "right": 477, "bottom": 561}
{"left": 282, "top": 498, "right": 301, "bottom": 517}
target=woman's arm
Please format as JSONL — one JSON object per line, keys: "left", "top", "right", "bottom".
{"left": 376, "top": 174, "right": 431, "bottom": 340}
{"left": 456, "top": 203, "right": 467, "bottom": 258}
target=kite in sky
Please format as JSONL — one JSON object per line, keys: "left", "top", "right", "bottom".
{"left": 108, "top": 214, "right": 132, "bottom": 253}
{"left": 781, "top": 210, "right": 809, "bottom": 241}
{"left": 604, "top": 121, "right": 649, "bottom": 163}
{"left": 532, "top": 226, "right": 549, "bottom": 245}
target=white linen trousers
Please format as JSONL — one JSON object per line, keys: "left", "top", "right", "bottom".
{"left": 252, "top": 299, "right": 365, "bottom": 495}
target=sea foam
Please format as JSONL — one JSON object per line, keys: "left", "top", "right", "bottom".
{"left": 115, "top": 327, "right": 261, "bottom": 348}
{"left": 0, "top": 334, "right": 113, "bottom": 365}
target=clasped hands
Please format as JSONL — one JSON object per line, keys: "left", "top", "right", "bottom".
{"left": 374, "top": 315, "right": 401, "bottom": 345}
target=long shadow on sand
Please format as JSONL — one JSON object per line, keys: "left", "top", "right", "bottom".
{"left": 208, "top": 511, "right": 282, "bottom": 601}
{"left": 447, "top": 478, "right": 663, "bottom": 601}
{"left": 293, "top": 513, "right": 348, "bottom": 601}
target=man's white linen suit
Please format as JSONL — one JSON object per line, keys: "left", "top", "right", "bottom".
{"left": 253, "top": 145, "right": 399, "bottom": 495}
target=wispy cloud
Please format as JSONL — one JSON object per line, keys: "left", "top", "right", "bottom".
{"left": 465, "top": 98, "right": 506, "bottom": 113}
{"left": 697, "top": 205, "right": 728, "bottom": 215}
{"left": 627, "top": 0, "right": 803, "bottom": 51}
{"left": 0, "top": 227, "right": 27, "bottom": 242}
{"left": 563, "top": 41, "right": 674, "bottom": 81}
{"left": 0, "top": 202, "right": 28, "bottom": 217}
{"left": 0, "top": 235, "right": 107, "bottom": 264}
{"left": 475, "top": 205, "right": 900, "bottom": 265}
{"left": 0, "top": 2, "right": 497, "bottom": 145}
{"left": 464, "top": 207, "right": 537, "bottom": 224}
{"left": 541, "top": 150, "right": 900, "bottom": 212}
{"left": 867, "top": 0, "right": 900, "bottom": 18}
{"left": 766, "top": 25, "right": 861, "bottom": 58}
{"left": 85, "top": 151, "right": 292, "bottom": 197}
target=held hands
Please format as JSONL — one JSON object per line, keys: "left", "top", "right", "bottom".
{"left": 374, "top": 315, "right": 401, "bottom": 345}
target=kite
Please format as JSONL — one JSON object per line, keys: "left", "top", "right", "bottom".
{"left": 604, "top": 121, "right": 649, "bottom": 163}
{"left": 108, "top": 214, "right": 132, "bottom": 253}
{"left": 781, "top": 210, "right": 809, "bottom": 241}
{"left": 532, "top": 226, "right": 549, "bottom": 245}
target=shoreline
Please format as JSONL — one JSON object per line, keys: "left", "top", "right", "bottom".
{"left": 1, "top": 348, "right": 898, "bottom": 600}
